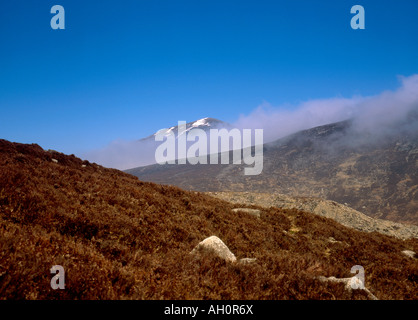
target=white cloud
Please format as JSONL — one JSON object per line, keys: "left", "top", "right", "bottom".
{"left": 233, "top": 74, "right": 418, "bottom": 143}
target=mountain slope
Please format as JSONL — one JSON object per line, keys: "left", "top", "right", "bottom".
{"left": 1, "top": 139, "right": 417, "bottom": 300}
{"left": 208, "top": 192, "right": 418, "bottom": 239}
{"left": 127, "top": 119, "right": 418, "bottom": 224}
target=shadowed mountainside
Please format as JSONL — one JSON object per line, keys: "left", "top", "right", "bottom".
{"left": 0, "top": 139, "right": 417, "bottom": 300}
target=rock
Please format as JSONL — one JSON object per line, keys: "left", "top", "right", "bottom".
{"left": 51, "top": 158, "right": 58, "bottom": 163}
{"left": 239, "top": 258, "right": 257, "bottom": 264}
{"left": 317, "top": 275, "right": 378, "bottom": 300}
{"left": 190, "top": 236, "right": 237, "bottom": 263}
{"left": 402, "top": 250, "right": 416, "bottom": 258}
{"left": 328, "top": 237, "right": 339, "bottom": 244}
{"left": 232, "top": 208, "right": 261, "bottom": 218}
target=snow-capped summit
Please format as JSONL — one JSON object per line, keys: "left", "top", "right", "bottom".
{"left": 191, "top": 117, "right": 211, "bottom": 127}
{"left": 148, "top": 117, "right": 231, "bottom": 139}
{"left": 86, "top": 118, "right": 233, "bottom": 170}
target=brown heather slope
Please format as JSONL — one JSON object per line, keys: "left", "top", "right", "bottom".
{"left": 0, "top": 139, "right": 417, "bottom": 300}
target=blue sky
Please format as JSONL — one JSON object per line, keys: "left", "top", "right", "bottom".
{"left": 1, "top": 0, "right": 417, "bottom": 156}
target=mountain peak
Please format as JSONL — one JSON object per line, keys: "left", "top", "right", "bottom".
{"left": 146, "top": 117, "right": 230, "bottom": 139}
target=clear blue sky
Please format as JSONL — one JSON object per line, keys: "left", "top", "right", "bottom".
{"left": 1, "top": 0, "right": 417, "bottom": 155}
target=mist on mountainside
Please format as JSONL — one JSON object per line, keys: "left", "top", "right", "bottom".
{"left": 234, "top": 74, "right": 418, "bottom": 145}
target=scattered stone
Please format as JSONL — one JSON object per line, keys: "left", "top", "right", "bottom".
{"left": 328, "top": 237, "right": 339, "bottom": 244}
{"left": 232, "top": 208, "right": 261, "bottom": 218}
{"left": 402, "top": 250, "right": 416, "bottom": 259}
{"left": 51, "top": 158, "right": 58, "bottom": 163}
{"left": 81, "top": 164, "right": 87, "bottom": 168}
{"left": 239, "top": 258, "right": 257, "bottom": 264}
{"left": 317, "top": 275, "right": 378, "bottom": 300}
{"left": 190, "top": 236, "right": 237, "bottom": 263}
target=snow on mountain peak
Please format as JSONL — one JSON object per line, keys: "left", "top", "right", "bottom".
{"left": 192, "top": 117, "right": 211, "bottom": 127}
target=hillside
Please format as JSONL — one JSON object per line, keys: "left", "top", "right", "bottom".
{"left": 0, "top": 139, "right": 417, "bottom": 300}
{"left": 127, "top": 119, "right": 418, "bottom": 224}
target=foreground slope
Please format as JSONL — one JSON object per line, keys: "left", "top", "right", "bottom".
{"left": 0, "top": 139, "right": 417, "bottom": 299}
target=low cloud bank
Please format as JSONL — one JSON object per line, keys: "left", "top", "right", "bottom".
{"left": 233, "top": 74, "right": 418, "bottom": 143}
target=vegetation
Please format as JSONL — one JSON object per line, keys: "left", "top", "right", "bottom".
{"left": 0, "top": 139, "right": 417, "bottom": 299}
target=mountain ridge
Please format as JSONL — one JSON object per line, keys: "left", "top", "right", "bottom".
{"left": 139, "top": 117, "right": 232, "bottom": 142}
{"left": 127, "top": 118, "right": 418, "bottom": 224}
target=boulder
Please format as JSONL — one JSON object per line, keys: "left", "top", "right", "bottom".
{"left": 190, "top": 236, "right": 237, "bottom": 263}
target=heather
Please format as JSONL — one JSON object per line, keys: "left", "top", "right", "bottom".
{"left": 0, "top": 139, "right": 416, "bottom": 299}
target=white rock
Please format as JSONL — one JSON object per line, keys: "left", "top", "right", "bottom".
{"left": 328, "top": 237, "right": 339, "bottom": 243}
{"left": 317, "top": 275, "right": 378, "bottom": 300}
{"left": 239, "top": 258, "right": 257, "bottom": 264}
{"left": 402, "top": 250, "right": 416, "bottom": 258}
{"left": 190, "top": 236, "right": 237, "bottom": 263}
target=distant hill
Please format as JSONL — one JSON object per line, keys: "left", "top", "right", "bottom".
{"left": 127, "top": 119, "right": 418, "bottom": 225}
{"left": 1, "top": 138, "right": 417, "bottom": 299}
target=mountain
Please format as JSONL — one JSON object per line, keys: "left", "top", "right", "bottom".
{"left": 83, "top": 117, "right": 232, "bottom": 170}
{"left": 1, "top": 138, "right": 417, "bottom": 300}
{"left": 140, "top": 117, "right": 232, "bottom": 142}
{"left": 126, "top": 118, "right": 418, "bottom": 225}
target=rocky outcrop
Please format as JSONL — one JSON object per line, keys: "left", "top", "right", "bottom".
{"left": 208, "top": 192, "right": 418, "bottom": 239}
